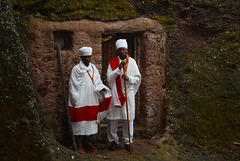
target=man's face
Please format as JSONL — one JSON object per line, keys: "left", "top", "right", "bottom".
{"left": 117, "top": 47, "right": 128, "bottom": 60}
{"left": 81, "top": 56, "right": 91, "bottom": 67}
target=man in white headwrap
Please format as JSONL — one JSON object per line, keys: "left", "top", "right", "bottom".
{"left": 68, "top": 47, "right": 112, "bottom": 153}
{"left": 106, "top": 39, "right": 141, "bottom": 152}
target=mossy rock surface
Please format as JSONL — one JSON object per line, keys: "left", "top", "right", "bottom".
{"left": 12, "top": 0, "right": 138, "bottom": 21}
{"left": 2, "top": 0, "right": 240, "bottom": 160}
{"left": 167, "top": 25, "right": 240, "bottom": 160}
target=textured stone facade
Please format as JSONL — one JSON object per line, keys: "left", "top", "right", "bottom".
{"left": 26, "top": 17, "right": 166, "bottom": 146}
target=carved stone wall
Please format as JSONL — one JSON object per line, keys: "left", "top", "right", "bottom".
{"left": 26, "top": 17, "right": 166, "bottom": 147}
{"left": 141, "top": 32, "right": 166, "bottom": 130}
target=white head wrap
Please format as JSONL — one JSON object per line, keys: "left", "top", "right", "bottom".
{"left": 79, "top": 47, "right": 92, "bottom": 56}
{"left": 115, "top": 39, "right": 128, "bottom": 50}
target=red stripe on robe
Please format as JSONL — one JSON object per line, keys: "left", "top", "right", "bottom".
{"left": 69, "top": 106, "right": 99, "bottom": 122}
{"left": 109, "top": 57, "right": 126, "bottom": 106}
{"left": 69, "top": 96, "right": 112, "bottom": 122}
{"left": 99, "top": 96, "right": 112, "bottom": 112}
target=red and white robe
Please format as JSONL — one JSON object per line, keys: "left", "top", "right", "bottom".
{"left": 106, "top": 56, "right": 141, "bottom": 120}
{"left": 68, "top": 61, "right": 112, "bottom": 135}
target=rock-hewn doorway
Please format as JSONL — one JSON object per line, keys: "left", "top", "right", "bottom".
{"left": 26, "top": 17, "right": 167, "bottom": 148}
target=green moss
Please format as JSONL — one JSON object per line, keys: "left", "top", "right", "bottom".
{"left": 136, "top": 0, "right": 158, "bottom": 9}
{"left": 168, "top": 24, "right": 240, "bottom": 160}
{"left": 1, "top": 1, "right": 51, "bottom": 160}
{"left": 12, "top": 0, "right": 138, "bottom": 21}
{"left": 17, "top": 18, "right": 29, "bottom": 41}
{"left": 152, "top": 16, "right": 176, "bottom": 30}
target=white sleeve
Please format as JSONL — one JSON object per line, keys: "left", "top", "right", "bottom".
{"left": 107, "top": 64, "right": 122, "bottom": 85}
{"left": 128, "top": 59, "right": 141, "bottom": 84}
{"left": 128, "top": 75, "right": 141, "bottom": 84}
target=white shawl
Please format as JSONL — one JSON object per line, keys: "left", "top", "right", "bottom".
{"left": 68, "top": 61, "right": 111, "bottom": 135}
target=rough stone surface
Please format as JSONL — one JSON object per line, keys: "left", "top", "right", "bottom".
{"left": 0, "top": 1, "right": 51, "bottom": 160}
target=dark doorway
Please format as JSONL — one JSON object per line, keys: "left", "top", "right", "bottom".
{"left": 102, "top": 33, "right": 143, "bottom": 125}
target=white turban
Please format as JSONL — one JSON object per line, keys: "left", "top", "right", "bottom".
{"left": 79, "top": 47, "right": 92, "bottom": 56}
{"left": 115, "top": 39, "right": 128, "bottom": 50}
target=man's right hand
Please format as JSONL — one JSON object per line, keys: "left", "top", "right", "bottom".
{"left": 122, "top": 74, "right": 129, "bottom": 81}
{"left": 119, "top": 61, "right": 126, "bottom": 70}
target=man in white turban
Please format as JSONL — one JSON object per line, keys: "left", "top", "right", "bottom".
{"left": 106, "top": 39, "right": 141, "bottom": 151}
{"left": 68, "top": 47, "right": 112, "bottom": 153}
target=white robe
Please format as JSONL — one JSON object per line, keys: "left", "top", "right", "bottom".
{"left": 106, "top": 57, "right": 141, "bottom": 120}
{"left": 68, "top": 61, "right": 111, "bottom": 135}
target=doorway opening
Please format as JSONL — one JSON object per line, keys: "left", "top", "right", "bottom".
{"left": 101, "top": 33, "right": 144, "bottom": 125}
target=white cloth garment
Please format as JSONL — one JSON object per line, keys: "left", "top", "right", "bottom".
{"left": 106, "top": 57, "right": 141, "bottom": 120}
{"left": 107, "top": 120, "right": 134, "bottom": 144}
{"left": 68, "top": 61, "right": 111, "bottom": 135}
